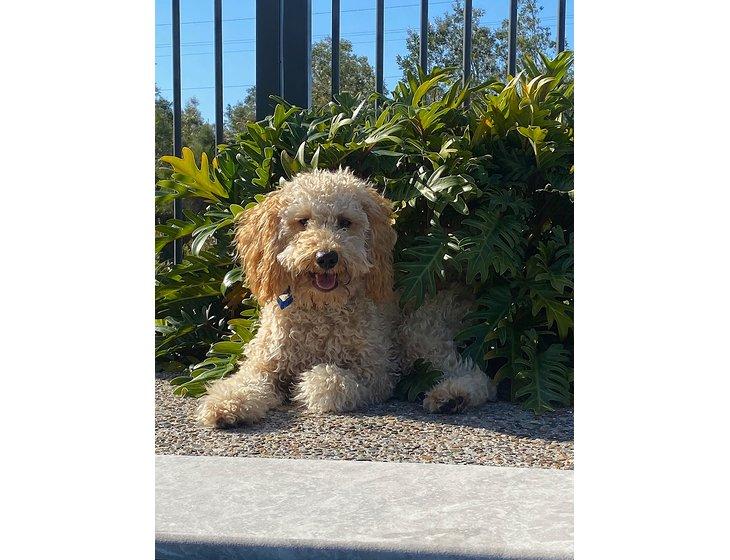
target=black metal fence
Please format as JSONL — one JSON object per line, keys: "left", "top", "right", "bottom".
{"left": 167, "top": 0, "right": 569, "bottom": 263}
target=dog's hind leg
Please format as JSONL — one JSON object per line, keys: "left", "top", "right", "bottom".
{"left": 399, "top": 289, "right": 497, "bottom": 414}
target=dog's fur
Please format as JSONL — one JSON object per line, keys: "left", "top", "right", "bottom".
{"left": 197, "top": 169, "right": 496, "bottom": 428}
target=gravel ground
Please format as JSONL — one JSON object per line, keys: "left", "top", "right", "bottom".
{"left": 156, "top": 375, "right": 573, "bottom": 470}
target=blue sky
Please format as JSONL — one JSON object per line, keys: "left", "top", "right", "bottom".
{"left": 155, "top": 0, "right": 574, "bottom": 122}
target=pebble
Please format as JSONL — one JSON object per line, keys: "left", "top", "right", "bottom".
{"left": 155, "top": 377, "right": 574, "bottom": 470}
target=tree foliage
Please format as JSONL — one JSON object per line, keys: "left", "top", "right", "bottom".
{"left": 222, "top": 37, "right": 376, "bottom": 139}
{"left": 225, "top": 87, "right": 257, "bottom": 140}
{"left": 311, "top": 37, "right": 376, "bottom": 109}
{"left": 494, "top": 0, "right": 557, "bottom": 70}
{"left": 155, "top": 51, "right": 574, "bottom": 414}
{"left": 155, "top": 86, "right": 173, "bottom": 171}
{"left": 180, "top": 98, "right": 216, "bottom": 160}
{"left": 154, "top": 90, "right": 217, "bottom": 174}
{"left": 397, "top": 0, "right": 556, "bottom": 82}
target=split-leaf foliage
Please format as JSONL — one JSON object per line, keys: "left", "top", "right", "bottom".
{"left": 155, "top": 52, "right": 574, "bottom": 414}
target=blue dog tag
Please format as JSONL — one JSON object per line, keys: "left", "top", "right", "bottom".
{"left": 277, "top": 289, "right": 294, "bottom": 310}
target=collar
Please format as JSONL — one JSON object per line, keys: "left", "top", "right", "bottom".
{"left": 276, "top": 287, "right": 294, "bottom": 310}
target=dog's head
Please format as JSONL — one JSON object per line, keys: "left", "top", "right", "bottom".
{"left": 235, "top": 169, "right": 396, "bottom": 308}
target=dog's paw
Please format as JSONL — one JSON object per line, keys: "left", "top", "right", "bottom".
{"left": 196, "top": 390, "right": 268, "bottom": 429}
{"left": 196, "top": 397, "right": 242, "bottom": 428}
{"left": 423, "top": 391, "right": 469, "bottom": 414}
{"left": 437, "top": 395, "right": 467, "bottom": 414}
{"left": 422, "top": 372, "right": 497, "bottom": 414}
{"left": 293, "top": 364, "right": 361, "bottom": 413}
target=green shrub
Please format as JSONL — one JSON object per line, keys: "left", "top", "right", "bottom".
{"left": 155, "top": 52, "right": 574, "bottom": 414}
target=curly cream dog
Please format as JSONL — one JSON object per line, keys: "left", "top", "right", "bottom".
{"left": 197, "top": 169, "right": 496, "bottom": 428}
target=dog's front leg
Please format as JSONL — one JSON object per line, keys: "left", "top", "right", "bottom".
{"left": 196, "top": 359, "right": 283, "bottom": 428}
{"left": 293, "top": 363, "right": 392, "bottom": 413}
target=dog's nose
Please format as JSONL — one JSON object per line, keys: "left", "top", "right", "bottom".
{"left": 316, "top": 250, "right": 339, "bottom": 270}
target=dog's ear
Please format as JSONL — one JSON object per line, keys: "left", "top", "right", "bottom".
{"left": 362, "top": 186, "right": 397, "bottom": 302}
{"left": 235, "top": 190, "right": 288, "bottom": 303}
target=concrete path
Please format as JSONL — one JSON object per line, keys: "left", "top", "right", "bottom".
{"left": 156, "top": 455, "right": 573, "bottom": 559}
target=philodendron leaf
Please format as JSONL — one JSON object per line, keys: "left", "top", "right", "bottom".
{"left": 160, "top": 147, "right": 228, "bottom": 201}
{"left": 395, "top": 229, "right": 453, "bottom": 308}
{"left": 457, "top": 208, "right": 524, "bottom": 282}
{"left": 529, "top": 283, "right": 573, "bottom": 340}
{"left": 514, "top": 342, "right": 572, "bottom": 414}
{"left": 394, "top": 359, "right": 444, "bottom": 402}
{"left": 456, "top": 284, "right": 515, "bottom": 367}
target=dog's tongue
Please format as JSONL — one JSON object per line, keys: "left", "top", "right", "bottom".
{"left": 315, "top": 273, "right": 337, "bottom": 290}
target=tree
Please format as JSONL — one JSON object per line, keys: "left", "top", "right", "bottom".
{"left": 181, "top": 98, "right": 216, "bottom": 159}
{"left": 494, "top": 0, "right": 556, "bottom": 70}
{"left": 155, "top": 86, "right": 173, "bottom": 165}
{"left": 155, "top": 90, "right": 215, "bottom": 225}
{"left": 155, "top": 88, "right": 216, "bottom": 166}
{"left": 397, "top": 2, "right": 502, "bottom": 83}
{"left": 397, "top": 0, "right": 555, "bottom": 81}
{"left": 225, "top": 87, "right": 256, "bottom": 140}
{"left": 222, "top": 38, "right": 376, "bottom": 137}
{"left": 311, "top": 38, "right": 375, "bottom": 109}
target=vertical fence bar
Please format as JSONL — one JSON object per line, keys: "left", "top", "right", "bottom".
{"left": 376, "top": 0, "right": 384, "bottom": 96}
{"left": 557, "top": 0, "right": 566, "bottom": 53}
{"left": 331, "top": 0, "right": 340, "bottom": 98}
{"left": 419, "top": 0, "right": 428, "bottom": 72}
{"left": 463, "top": 0, "right": 472, "bottom": 85}
{"left": 214, "top": 0, "right": 224, "bottom": 145}
{"left": 256, "top": 0, "right": 282, "bottom": 120}
{"left": 282, "top": 0, "right": 312, "bottom": 109}
{"left": 507, "top": 0, "right": 517, "bottom": 76}
{"left": 172, "top": 0, "right": 183, "bottom": 265}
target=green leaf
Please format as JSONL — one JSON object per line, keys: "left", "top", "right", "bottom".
{"left": 517, "top": 126, "right": 548, "bottom": 144}
{"left": 514, "top": 342, "right": 572, "bottom": 414}
{"left": 229, "top": 204, "right": 245, "bottom": 217}
{"left": 394, "top": 359, "right": 443, "bottom": 402}
{"left": 220, "top": 267, "right": 243, "bottom": 294}
{"left": 190, "top": 223, "right": 220, "bottom": 256}
{"left": 296, "top": 141, "right": 307, "bottom": 167}
{"left": 457, "top": 208, "right": 524, "bottom": 282}
{"left": 395, "top": 229, "right": 452, "bottom": 307}
{"left": 456, "top": 284, "right": 515, "bottom": 367}
{"left": 411, "top": 69, "right": 451, "bottom": 106}
{"left": 529, "top": 283, "right": 573, "bottom": 340}
{"left": 310, "top": 145, "right": 321, "bottom": 169}
{"left": 160, "top": 147, "right": 228, "bottom": 201}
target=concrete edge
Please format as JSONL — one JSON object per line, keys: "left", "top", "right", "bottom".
{"left": 155, "top": 531, "right": 555, "bottom": 560}
{"left": 156, "top": 455, "right": 573, "bottom": 560}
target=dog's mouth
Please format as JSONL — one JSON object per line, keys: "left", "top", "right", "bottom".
{"left": 310, "top": 271, "right": 338, "bottom": 292}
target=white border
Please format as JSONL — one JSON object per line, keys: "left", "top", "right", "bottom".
{"left": 2, "top": 1, "right": 730, "bottom": 558}
{"left": 2, "top": 1, "right": 153, "bottom": 558}
{"left": 577, "top": 1, "right": 730, "bottom": 558}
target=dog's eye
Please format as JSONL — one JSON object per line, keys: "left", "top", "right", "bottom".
{"left": 298, "top": 218, "right": 309, "bottom": 227}
{"left": 337, "top": 217, "right": 351, "bottom": 229}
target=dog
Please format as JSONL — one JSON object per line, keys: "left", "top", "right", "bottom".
{"left": 197, "top": 169, "right": 496, "bottom": 428}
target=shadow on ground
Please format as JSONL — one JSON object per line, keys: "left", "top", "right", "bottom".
{"left": 156, "top": 374, "right": 573, "bottom": 469}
